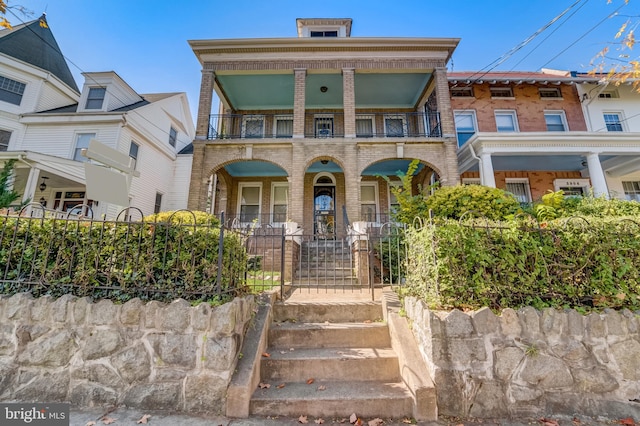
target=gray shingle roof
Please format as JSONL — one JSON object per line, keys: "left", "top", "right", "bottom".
{"left": 0, "top": 14, "right": 78, "bottom": 92}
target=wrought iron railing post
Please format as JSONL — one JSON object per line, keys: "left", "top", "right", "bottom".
{"left": 280, "top": 224, "right": 286, "bottom": 300}
{"left": 216, "top": 212, "right": 225, "bottom": 296}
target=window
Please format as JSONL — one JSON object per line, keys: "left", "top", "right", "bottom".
{"left": 238, "top": 183, "right": 261, "bottom": 224}
{"left": 355, "top": 115, "right": 374, "bottom": 137}
{"left": 554, "top": 179, "right": 590, "bottom": 197}
{"left": 599, "top": 90, "right": 619, "bottom": 99}
{"left": 0, "top": 129, "right": 10, "bottom": 151}
{"left": 539, "top": 88, "right": 562, "bottom": 98}
{"left": 490, "top": 87, "right": 513, "bottom": 98}
{"left": 505, "top": 179, "right": 532, "bottom": 203}
{"left": 315, "top": 115, "right": 333, "bottom": 138}
{"left": 495, "top": 111, "right": 518, "bottom": 132}
{"left": 622, "top": 181, "right": 640, "bottom": 201}
{"left": 242, "top": 115, "right": 264, "bottom": 138}
{"left": 271, "top": 183, "right": 288, "bottom": 223}
{"left": 544, "top": 111, "right": 567, "bottom": 131}
{"left": 73, "top": 133, "right": 96, "bottom": 161}
{"left": 0, "top": 75, "right": 26, "bottom": 105}
{"left": 85, "top": 87, "right": 106, "bottom": 109}
{"left": 360, "top": 184, "right": 378, "bottom": 222}
{"left": 454, "top": 111, "right": 477, "bottom": 147}
{"left": 604, "top": 113, "right": 623, "bottom": 132}
{"left": 451, "top": 87, "right": 474, "bottom": 97}
{"left": 154, "top": 192, "right": 163, "bottom": 214}
{"left": 388, "top": 182, "right": 400, "bottom": 216}
{"left": 310, "top": 30, "right": 338, "bottom": 37}
{"left": 274, "top": 115, "right": 293, "bottom": 138}
{"left": 384, "top": 114, "right": 405, "bottom": 137}
{"left": 169, "top": 126, "right": 177, "bottom": 147}
{"left": 462, "top": 178, "right": 481, "bottom": 185}
{"left": 129, "top": 141, "right": 139, "bottom": 170}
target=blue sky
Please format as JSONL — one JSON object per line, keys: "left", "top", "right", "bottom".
{"left": 8, "top": 0, "right": 635, "bottom": 121}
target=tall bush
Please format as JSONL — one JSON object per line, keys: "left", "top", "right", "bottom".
{"left": 426, "top": 184, "right": 521, "bottom": 220}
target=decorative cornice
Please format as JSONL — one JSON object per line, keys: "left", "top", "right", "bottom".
{"left": 204, "top": 59, "right": 447, "bottom": 72}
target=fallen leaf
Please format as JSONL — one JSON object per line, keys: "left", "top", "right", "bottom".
{"left": 299, "top": 415, "right": 309, "bottom": 424}
{"left": 316, "top": 385, "right": 326, "bottom": 391}
{"left": 620, "top": 419, "right": 636, "bottom": 426}
{"left": 306, "top": 378, "right": 315, "bottom": 384}
{"left": 102, "top": 417, "right": 117, "bottom": 425}
{"left": 350, "top": 413, "right": 358, "bottom": 424}
{"left": 276, "top": 383, "right": 285, "bottom": 389}
{"left": 368, "top": 419, "right": 384, "bottom": 426}
{"left": 262, "top": 352, "right": 271, "bottom": 358}
{"left": 364, "top": 320, "right": 372, "bottom": 324}
{"left": 258, "top": 382, "right": 271, "bottom": 389}
{"left": 315, "top": 419, "right": 325, "bottom": 424}
{"left": 85, "top": 422, "right": 96, "bottom": 426}
{"left": 540, "top": 419, "right": 560, "bottom": 426}
{"left": 136, "top": 414, "right": 151, "bottom": 424}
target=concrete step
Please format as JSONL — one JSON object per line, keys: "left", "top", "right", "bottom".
{"left": 261, "top": 347, "right": 400, "bottom": 382}
{"left": 250, "top": 380, "right": 413, "bottom": 418}
{"left": 268, "top": 322, "right": 390, "bottom": 349}
{"left": 273, "top": 302, "right": 383, "bottom": 323}
{"left": 295, "top": 270, "right": 355, "bottom": 278}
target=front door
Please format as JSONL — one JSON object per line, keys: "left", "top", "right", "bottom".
{"left": 314, "top": 186, "right": 335, "bottom": 239}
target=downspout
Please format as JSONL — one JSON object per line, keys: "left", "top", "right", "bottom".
{"left": 467, "top": 142, "right": 482, "bottom": 184}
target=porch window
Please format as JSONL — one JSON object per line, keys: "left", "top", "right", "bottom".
{"left": 505, "top": 179, "right": 532, "bottom": 203}
{"left": 242, "top": 115, "right": 265, "bottom": 138}
{"left": 73, "top": 133, "right": 96, "bottom": 162}
{"left": 356, "top": 115, "right": 374, "bottom": 137}
{"left": 129, "top": 141, "right": 139, "bottom": 170}
{"left": 622, "top": 181, "right": 640, "bottom": 201}
{"left": 274, "top": 116, "right": 293, "bottom": 138}
{"left": 271, "top": 183, "right": 288, "bottom": 223}
{"left": 238, "top": 183, "right": 262, "bottom": 223}
{"left": 0, "top": 129, "right": 10, "bottom": 151}
{"left": 384, "top": 115, "right": 405, "bottom": 137}
{"left": 544, "top": 111, "right": 567, "bottom": 131}
{"left": 315, "top": 116, "right": 334, "bottom": 138}
{"left": 604, "top": 113, "right": 623, "bottom": 132}
{"left": 0, "top": 75, "right": 26, "bottom": 106}
{"left": 85, "top": 87, "right": 106, "bottom": 109}
{"left": 154, "top": 192, "right": 163, "bottom": 214}
{"left": 495, "top": 111, "right": 518, "bottom": 132}
{"left": 53, "top": 191, "right": 91, "bottom": 215}
{"left": 360, "top": 184, "right": 378, "bottom": 222}
{"left": 454, "top": 111, "right": 477, "bottom": 147}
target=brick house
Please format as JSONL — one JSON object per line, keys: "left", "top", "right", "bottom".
{"left": 187, "top": 18, "right": 459, "bottom": 237}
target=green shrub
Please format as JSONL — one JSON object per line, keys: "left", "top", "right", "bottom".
{"left": 426, "top": 184, "right": 521, "bottom": 220}
{"left": 144, "top": 210, "right": 220, "bottom": 226}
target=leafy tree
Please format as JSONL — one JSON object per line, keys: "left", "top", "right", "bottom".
{"left": 378, "top": 159, "right": 431, "bottom": 224}
{"left": 0, "top": 160, "right": 21, "bottom": 208}
{"left": 426, "top": 184, "right": 521, "bottom": 220}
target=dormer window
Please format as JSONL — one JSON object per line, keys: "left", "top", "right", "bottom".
{"left": 296, "top": 18, "right": 352, "bottom": 38}
{"left": 85, "top": 87, "right": 106, "bottom": 109}
{"left": 310, "top": 30, "right": 338, "bottom": 37}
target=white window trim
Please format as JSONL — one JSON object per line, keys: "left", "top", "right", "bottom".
{"left": 553, "top": 178, "right": 590, "bottom": 195}
{"left": 270, "top": 182, "right": 289, "bottom": 225}
{"left": 71, "top": 131, "right": 97, "bottom": 162}
{"left": 539, "top": 87, "right": 563, "bottom": 100}
{"left": 453, "top": 110, "right": 478, "bottom": 146}
{"left": 450, "top": 87, "right": 474, "bottom": 98}
{"left": 489, "top": 87, "right": 514, "bottom": 99}
{"left": 129, "top": 141, "right": 140, "bottom": 171}
{"left": 84, "top": 87, "right": 107, "bottom": 110}
{"left": 462, "top": 178, "right": 481, "bottom": 185}
{"left": 544, "top": 110, "right": 569, "bottom": 131}
{"left": 383, "top": 114, "right": 406, "bottom": 137}
{"left": 505, "top": 178, "right": 532, "bottom": 203}
{"left": 360, "top": 182, "right": 380, "bottom": 223}
{"left": 314, "top": 114, "right": 334, "bottom": 138}
{"left": 355, "top": 114, "right": 376, "bottom": 137}
{"left": 237, "top": 182, "right": 263, "bottom": 226}
{"left": 603, "top": 111, "right": 625, "bottom": 132}
{"left": 302, "top": 25, "right": 347, "bottom": 37}
{"left": 241, "top": 115, "right": 265, "bottom": 138}
{"left": 387, "top": 180, "right": 401, "bottom": 213}
{"left": 273, "top": 115, "right": 294, "bottom": 138}
{"left": 494, "top": 110, "right": 519, "bottom": 132}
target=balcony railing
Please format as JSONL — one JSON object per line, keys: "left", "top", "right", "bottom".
{"left": 207, "top": 112, "right": 442, "bottom": 140}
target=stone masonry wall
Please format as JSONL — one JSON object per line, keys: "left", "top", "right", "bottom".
{"left": 0, "top": 293, "right": 256, "bottom": 414}
{"left": 404, "top": 297, "right": 640, "bottom": 420}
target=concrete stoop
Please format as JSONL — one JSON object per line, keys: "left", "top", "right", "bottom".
{"left": 226, "top": 291, "right": 437, "bottom": 421}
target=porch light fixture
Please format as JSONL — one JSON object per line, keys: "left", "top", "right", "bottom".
{"left": 320, "top": 86, "right": 328, "bottom": 93}
{"left": 39, "top": 197, "right": 46, "bottom": 207}
{"left": 39, "top": 176, "right": 49, "bottom": 191}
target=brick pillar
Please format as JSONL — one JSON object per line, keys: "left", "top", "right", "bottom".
{"left": 343, "top": 68, "right": 356, "bottom": 138}
{"left": 187, "top": 142, "right": 208, "bottom": 211}
{"left": 196, "top": 70, "right": 216, "bottom": 139}
{"left": 434, "top": 66, "right": 460, "bottom": 186}
{"left": 293, "top": 69, "right": 306, "bottom": 138}
{"left": 288, "top": 143, "right": 305, "bottom": 226}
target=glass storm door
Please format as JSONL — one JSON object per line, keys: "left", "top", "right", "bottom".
{"left": 314, "top": 186, "right": 335, "bottom": 239}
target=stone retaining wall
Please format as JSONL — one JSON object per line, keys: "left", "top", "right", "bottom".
{"left": 404, "top": 297, "right": 640, "bottom": 419}
{"left": 0, "top": 293, "right": 256, "bottom": 414}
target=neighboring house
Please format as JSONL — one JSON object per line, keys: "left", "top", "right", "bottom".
{"left": 451, "top": 70, "right": 640, "bottom": 202}
{"left": 187, "top": 18, "right": 460, "bottom": 237}
{"left": 0, "top": 15, "right": 195, "bottom": 219}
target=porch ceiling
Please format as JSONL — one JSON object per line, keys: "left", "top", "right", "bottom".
{"left": 224, "top": 161, "right": 288, "bottom": 177}
{"left": 216, "top": 72, "right": 431, "bottom": 110}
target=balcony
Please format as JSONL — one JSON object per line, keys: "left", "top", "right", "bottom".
{"left": 207, "top": 111, "right": 442, "bottom": 140}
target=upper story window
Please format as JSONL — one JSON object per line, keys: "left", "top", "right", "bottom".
{"left": 129, "top": 141, "right": 139, "bottom": 170}
{"left": 384, "top": 114, "right": 405, "bottom": 137}
{"left": 154, "top": 192, "right": 163, "bottom": 214}
{"left": 603, "top": 113, "right": 624, "bottom": 132}
{"left": 544, "top": 111, "right": 568, "bottom": 131}
{"left": 242, "top": 115, "right": 265, "bottom": 138}
{"left": 274, "top": 115, "right": 293, "bottom": 138}
{"left": 451, "top": 87, "right": 474, "bottom": 98}
{"left": 0, "top": 75, "right": 26, "bottom": 105}
{"left": 356, "top": 115, "right": 375, "bottom": 137}
{"left": 169, "top": 126, "right": 177, "bottom": 147}
{"left": 0, "top": 129, "right": 11, "bottom": 151}
{"left": 599, "top": 89, "right": 619, "bottom": 99}
{"left": 73, "top": 133, "right": 96, "bottom": 162}
{"left": 490, "top": 87, "right": 513, "bottom": 98}
{"left": 85, "top": 87, "right": 106, "bottom": 109}
{"left": 310, "top": 30, "right": 338, "bottom": 37}
{"left": 454, "top": 111, "right": 477, "bottom": 147}
{"left": 539, "top": 87, "right": 562, "bottom": 99}
{"left": 495, "top": 110, "right": 518, "bottom": 132}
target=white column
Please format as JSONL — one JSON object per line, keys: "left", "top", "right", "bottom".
{"left": 22, "top": 166, "right": 41, "bottom": 204}
{"left": 479, "top": 153, "right": 496, "bottom": 188}
{"left": 585, "top": 152, "right": 609, "bottom": 198}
